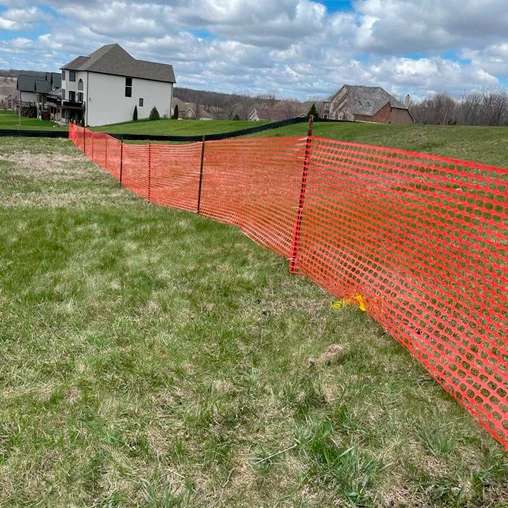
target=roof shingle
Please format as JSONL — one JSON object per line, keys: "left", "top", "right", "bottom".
{"left": 340, "top": 85, "right": 406, "bottom": 116}
{"left": 61, "top": 44, "right": 176, "bottom": 84}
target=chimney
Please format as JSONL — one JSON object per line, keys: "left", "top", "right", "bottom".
{"left": 405, "top": 94, "right": 411, "bottom": 108}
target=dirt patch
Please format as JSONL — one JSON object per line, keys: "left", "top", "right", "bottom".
{"left": 309, "top": 343, "right": 347, "bottom": 367}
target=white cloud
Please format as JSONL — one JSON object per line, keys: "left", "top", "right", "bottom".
{"left": 0, "top": 6, "right": 47, "bottom": 30}
{"left": 1, "top": 0, "right": 508, "bottom": 100}
{"left": 353, "top": 0, "right": 508, "bottom": 54}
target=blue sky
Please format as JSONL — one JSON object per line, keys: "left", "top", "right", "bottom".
{"left": 1, "top": 0, "right": 506, "bottom": 101}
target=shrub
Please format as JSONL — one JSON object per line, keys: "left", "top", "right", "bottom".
{"left": 133, "top": 105, "right": 138, "bottom": 121}
{"left": 172, "top": 104, "right": 179, "bottom": 119}
{"left": 149, "top": 106, "right": 160, "bottom": 121}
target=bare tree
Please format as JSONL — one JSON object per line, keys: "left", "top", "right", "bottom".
{"left": 256, "top": 92, "right": 278, "bottom": 109}
{"left": 411, "top": 92, "right": 456, "bottom": 124}
{"left": 279, "top": 99, "right": 304, "bottom": 119}
{"left": 235, "top": 94, "right": 256, "bottom": 120}
{"left": 412, "top": 89, "right": 508, "bottom": 126}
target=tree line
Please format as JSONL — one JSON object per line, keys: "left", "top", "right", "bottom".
{"left": 173, "top": 87, "right": 310, "bottom": 120}
{"left": 410, "top": 90, "right": 508, "bottom": 126}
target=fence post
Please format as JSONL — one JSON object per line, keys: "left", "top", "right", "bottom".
{"left": 105, "top": 135, "right": 108, "bottom": 170}
{"left": 83, "top": 127, "right": 86, "bottom": 154}
{"left": 197, "top": 135, "right": 206, "bottom": 214}
{"left": 119, "top": 137, "right": 124, "bottom": 186}
{"left": 148, "top": 142, "right": 152, "bottom": 202}
{"left": 289, "top": 115, "right": 313, "bottom": 274}
{"left": 91, "top": 130, "right": 94, "bottom": 162}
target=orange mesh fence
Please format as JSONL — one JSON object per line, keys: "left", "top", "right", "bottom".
{"left": 296, "top": 137, "right": 508, "bottom": 446}
{"left": 121, "top": 144, "right": 150, "bottom": 201}
{"left": 68, "top": 124, "right": 508, "bottom": 448}
{"left": 200, "top": 137, "right": 308, "bottom": 257}
{"left": 103, "top": 134, "right": 122, "bottom": 180}
{"left": 150, "top": 143, "right": 203, "bottom": 212}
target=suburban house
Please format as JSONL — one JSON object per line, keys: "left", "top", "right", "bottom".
{"left": 172, "top": 97, "right": 214, "bottom": 120}
{"left": 248, "top": 107, "right": 288, "bottom": 122}
{"left": 16, "top": 73, "right": 61, "bottom": 120}
{"left": 0, "top": 76, "right": 17, "bottom": 110}
{"left": 248, "top": 103, "right": 307, "bottom": 121}
{"left": 328, "top": 85, "right": 414, "bottom": 124}
{"left": 61, "top": 44, "right": 175, "bottom": 126}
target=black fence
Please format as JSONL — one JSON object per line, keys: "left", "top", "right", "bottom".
{"left": 0, "top": 117, "right": 344, "bottom": 142}
{"left": 0, "top": 129, "right": 69, "bottom": 138}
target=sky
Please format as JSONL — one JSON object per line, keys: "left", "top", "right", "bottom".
{"left": 1, "top": 0, "right": 507, "bottom": 102}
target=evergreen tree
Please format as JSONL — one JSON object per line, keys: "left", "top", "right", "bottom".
{"left": 307, "top": 103, "right": 318, "bottom": 118}
{"left": 133, "top": 105, "right": 138, "bottom": 121}
{"left": 172, "top": 104, "right": 179, "bottom": 119}
{"left": 149, "top": 106, "right": 160, "bottom": 121}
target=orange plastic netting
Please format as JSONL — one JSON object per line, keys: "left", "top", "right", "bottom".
{"left": 69, "top": 124, "right": 508, "bottom": 448}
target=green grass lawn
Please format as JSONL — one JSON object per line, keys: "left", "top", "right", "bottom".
{"left": 0, "top": 110, "right": 67, "bottom": 131}
{"left": 259, "top": 122, "right": 508, "bottom": 168}
{"left": 0, "top": 137, "right": 506, "bottom": 507}
{"left": 101, "top": 118, "right": 508, "bottom": 168}
{"left": 3, "top": 106, "right": 508, "bottom": 168}
{"left": 96, "top": 118, "right": 269, "bottom": 136}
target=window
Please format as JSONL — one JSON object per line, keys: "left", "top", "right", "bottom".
{"left": 125, "top": 77, "right": 132, "bottom": 97}
{"left": 139, "top": 98, "right": 144, "bottom": 107}
{"left": 78, "top": 79, "right": 84, "bottom": 91}
{"left": 77, "top": 92, "right": 84, "bottom": 103}
{"left": 61, "top": 89, "right": 65, "bottom": 100}
{"left": 69, "top": 91, "right": 76, "bottom": 102}
{"left": 62, "top": 70, "right": 66, "bottom": 81}
{"left": 69, "top": 70, "right": 76, "bottom": 82}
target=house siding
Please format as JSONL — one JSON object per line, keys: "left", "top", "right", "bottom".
{"left": 62, "top": 70, "right": 173, "bottom": 126}
{"left": 354, "top": 104, "right": 414, "bottom": 124}
{"left": 19, "top": 90, "right": 37, "bottom": 104}
{"left": 329, "top": 87, "right": 351, "bottom": 120}
{"left": 354, "top": 102, "right": 392, "bottom": 123}
{"left": 85, "top": 73, "right": 172, "bottom": 126}
{"left": 388, "top": 107, "right": 414, "bottom": 125}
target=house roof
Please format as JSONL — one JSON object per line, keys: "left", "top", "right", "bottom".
{"left": 173, "top": 97, "right": 213, "bottom": 119}
{"left": 17, "top": 73, "right": 61, "bottom": 94}
{"left": 48, "top": 72, "right": 62, "bottom": 89}
{"left": 61, "top": 44, "right": 176, "bottom": 84}
{"left": 17, "top": 75, "right": 36, "bottom": 92}
{"left": 35, "top": 79, "right": 52, "bottom": 94}
{"left": 338, "top": 85, "right": 407, "bottom": 116}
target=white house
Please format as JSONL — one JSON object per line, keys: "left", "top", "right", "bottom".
{"left": 60, "top": 44, "right": 175, "bottom": 126}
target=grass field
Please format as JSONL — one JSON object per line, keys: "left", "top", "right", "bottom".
{"left": 96, "top": 118, "right": 268, "bottom": 136}
{"left": 0, "top": 136, "right": 506, "bottom": 506}
{"left": 0, "top": 110, "right": 67, "bottom": 131}
{"left": 100, "top": 118, "right": 508, "bottom": 168}
{"left": 3, "top": 108, "right": 508, "bottom": 167}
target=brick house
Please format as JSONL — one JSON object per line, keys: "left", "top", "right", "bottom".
{"left": 328, "top": 85, "right": 414, "bottom": 124}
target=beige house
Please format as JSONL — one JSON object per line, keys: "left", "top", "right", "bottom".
{"left": 328, "top": 85, "right": 414, "bottom": 124}
{"left": 172, "top": 97, "right": 214, "bottom": 120}
{"left": 61, "top": 44, "right": 175, "bottom": 126}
